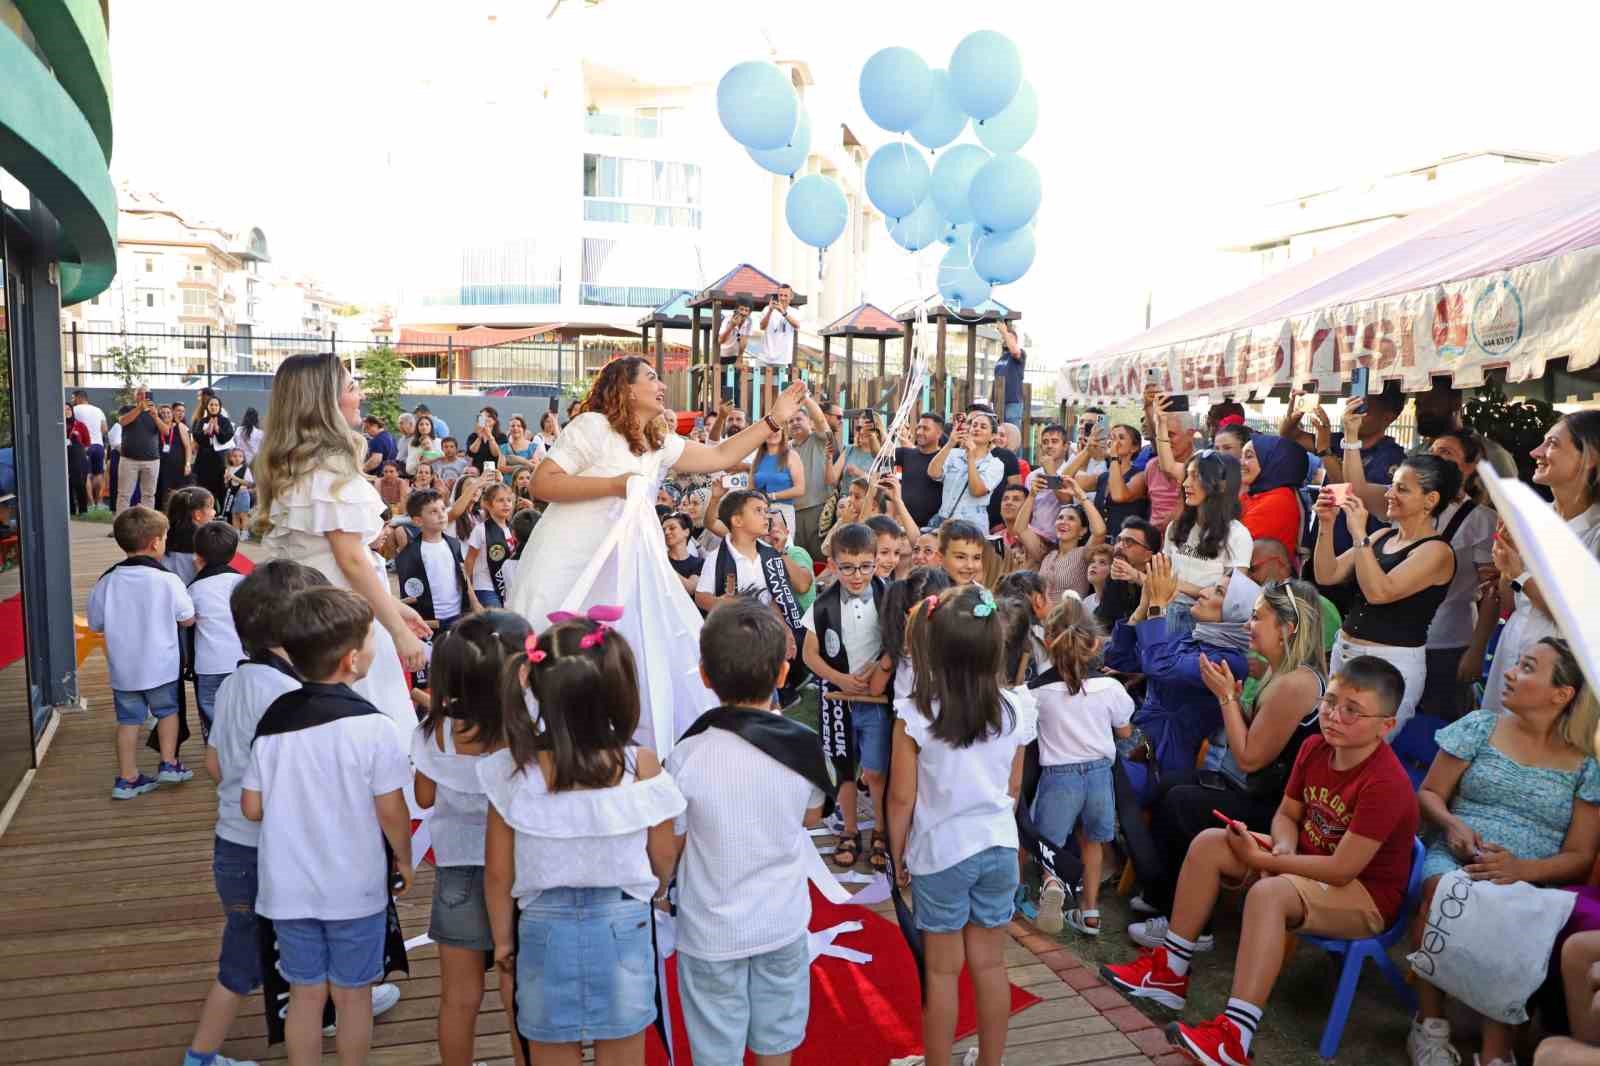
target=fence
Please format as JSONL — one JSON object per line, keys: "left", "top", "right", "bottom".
{"left": 59, "top": 326, "right": 599, "bottom": 396}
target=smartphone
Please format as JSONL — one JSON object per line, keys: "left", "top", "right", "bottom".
{"left": 1041, "top": 474, "right": 1064, "bottom": 490}
{"left": 1165, "top": 394, "right": 1191, "bottom": 412}
{"left": 1345, "top": 366, "right": 1371, "bottom": 398}
{"left": 1145, "top": 367, "right": 1163, "bottom": 389}
{"left": 1324, "top": 482, "right": 1354, "bottom": 508}
{"left": 482, "top": 460, "right": 496, "bottom": 474}
{"left": 843, "top": 408, "right": 873, "bottom": 420}
{"left": 893, "top": 465, "right": 904, "bottom": 481}
{"left": 477, "top": 413, "right": 490, "bottom": 429}
{"left": 1213, "top": 809, "right": 1274, "bottom": 847}
{"left": 722, "top": 472, "right": 749, "bottom": 490}
{"left": 1297, "top": 383, "right": 1322, "bottom": 415}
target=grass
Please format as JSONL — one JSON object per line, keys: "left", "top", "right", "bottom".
{"left": 71, "top": 507, "right": 116, "bottom": 524}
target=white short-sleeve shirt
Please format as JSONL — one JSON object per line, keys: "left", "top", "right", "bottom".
{"left": 895, "top": 687, "right": 1038, "bottom": 875}
{"left": 190, "top": 570, "right": 246, "bottom": 676}
{"left": 545, "top": 412, "right": 687, "bottom": 478}
{"left": 697, "top": 540, "right": 768, "bottom": 602}
{"left": 243, "top": 711, "right": 412, "bottom": 920}
{"left": 801, "top": 593, "right": 880, "bottom": 674}
{"left": 208, "top": 662, "right": 301, "bottom": 847}
{"left": 758, "top": 308, "right": 797, "bottom": 367}
{"left": 1033, "top": 675, "right": 1136, "bottom": 765}
{"left": 418, "top": 537, "right": 463, "bottom": 621}
{"left": 73, "top": 403, "right": 107, "bottom": 447}
{"left": 666, "top": 728, "right": 824, "bottom": 961}
{"left": 86, "top": 563, "right": 195, "bottom": 691}
{"left": 465, "top": 520, "right": 512, "bottom": 591}
{"left": 1164, "top": 519, "right": 1255, "bottom": 593}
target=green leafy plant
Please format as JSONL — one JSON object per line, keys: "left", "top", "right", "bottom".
{"left": 357, "top": 345, "right": 411, "bottom": 430}
{"left": 105, "top": 344, "right": 151, "bottom": 408}
{"left": 1463, "top": 381, "right": 1560, "bottom": 483}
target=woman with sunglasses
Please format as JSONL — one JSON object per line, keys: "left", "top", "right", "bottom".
{"left": 1314, "top": 454, "right": 1459, "bottom": 735}
{"left": 1162, "top": 450, "right": 1254, "bottom": 600}
{"left": 1126, "top": 579, "right": 1328, "bottom": 949}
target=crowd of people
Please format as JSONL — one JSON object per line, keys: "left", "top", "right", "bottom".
{"left": 78, "top": 353, "right": 1600, "bottom": 1066}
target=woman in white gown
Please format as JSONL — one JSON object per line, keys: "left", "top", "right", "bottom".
{"left": 508, "top": 356, "right": 808, "bottom": 752}
{"left": 252, "top": 353, "right": 432, "bottom": 737}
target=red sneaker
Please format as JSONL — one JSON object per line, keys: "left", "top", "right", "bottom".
{"left": 1099, "top": 947, "right": 1188, "bottom": 1010}
{"left": 1167, "top": 1014, "right": 1252, "bottom": 1066}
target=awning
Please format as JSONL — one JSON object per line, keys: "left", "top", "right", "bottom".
{"left": 396, "top": 325, "right": 558, "bottom": 355}
{"left": 1059, "top": 148, "right": 1600, "bottom": 403}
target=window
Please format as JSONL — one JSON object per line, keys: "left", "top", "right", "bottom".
{"left": 183, "top": 326, "right": 208, "bottom": 351}
{"left": 144, "top": 292, "right": 156, "bottom": 308}
{"left": 578, "top": 237, "right": 689, "bottom": 307}
{"left": 87, "top": 320, "right": 113, "bottom": 333}
{"left": 183, "top": 289, "right": 209, "bottom": 314}
{"left": 143, "top": 256, "right": 155, "bottom": 273}
{"left": 582, "top": 153, "right": 703, "bottom": 229}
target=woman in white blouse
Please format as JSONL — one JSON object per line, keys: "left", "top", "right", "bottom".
{"left": 1161, "top": 450, "right": 1254, "bottom": 598}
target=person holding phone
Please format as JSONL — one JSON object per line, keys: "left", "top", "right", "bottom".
{"left": 756, "top": 283, "right": 800, "bottom": 412}
{"left": 1314, "top": 454, "right": 1459, "bottom": 735}
{"left": 465, "top": 406, "right": 507, "bottom": 470}
{"left": 993, "top": 319, "right": 1027, "bottom": 425}
{"left": 924, "top": 409, "right": 1004, "bottom": 532}
{"left": 115, "top": 387, "right": 169, "bottom": 514}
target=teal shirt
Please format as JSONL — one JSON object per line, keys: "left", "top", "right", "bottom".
{"left": 788, "top": 545, "right": 817, "bottom": 611}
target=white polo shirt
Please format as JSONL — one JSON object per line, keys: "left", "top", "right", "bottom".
{"left": 190, "top": 570, "right": 246, "bottom": 676}
{"left": 208, "top": 661, "right": 301, "bottom": 847}
{"left": 697, "top": 539, "right": 768, "bottom": 603}
{"left": 86, "top": 562, "right": 194, "bottom": 691}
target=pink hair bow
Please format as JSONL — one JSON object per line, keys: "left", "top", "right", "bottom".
{"left": 523, "top": 634, "right": 546, "bottom": 663}
{"left": 546, "top": 605, "right": 625, "bottom": 625}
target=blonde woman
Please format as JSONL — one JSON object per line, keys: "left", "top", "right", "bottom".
{"left": 252, "top": 353, "right": 431, "bottom": 734}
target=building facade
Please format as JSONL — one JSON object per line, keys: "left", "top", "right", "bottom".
{"left": 0, "top": 0, "right": 116, "bottom": 816}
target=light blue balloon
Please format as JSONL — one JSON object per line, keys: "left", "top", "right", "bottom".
{"left": 929, "top": 143, "right": 991, "bottom": 224}
{"left": 888, "top": 198, "right": 943, "bottom": 252}
{"left": 717, "top": 61, "right": 798, "bottom": 151}
{"left": 948, "top": 30, "right": 1022, "bottom": 121}
{"left": 971, "top": 224, "right": 1036, "bottom": 285}
{"left": 969, "top": 153, "right": 1041, "bottom": 233}
{"left": 859, "top": 47, "right": 935, "bottom": 133}
{"left": 910, "top": 69, "right": 967, "bottom": 150}
{"left": 940, "top": 221, "right": 975, "bottom": 250}
{"left": 785, "top": 174, "right": 848, "bottom": 249}
{"left": 748, "top": 110, "right": 811, "bottom": 177}
{"left": 975, "top": 80, "right": 1037, "bottom": 154}
{"left": 865, "top": 142, "right": 931, "bottom": 221}
{"left": 937, "top": 243, "right": 991, "bottom": 310}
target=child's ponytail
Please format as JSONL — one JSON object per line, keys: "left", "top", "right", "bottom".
{"left": 425, "top": 609, "right": 530, "bottom": 750}
{"left": 1044, "top": 596, "right": 1103, "bottom": 696}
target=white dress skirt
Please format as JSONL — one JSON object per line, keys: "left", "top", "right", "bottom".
{"left": 506, "top": 413, "right": 714, "bottom": 755}
{"left": 261, "top": 468, "right": 416, "bottom": 740}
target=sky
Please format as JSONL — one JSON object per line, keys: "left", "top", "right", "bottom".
{"left": 108, "top": 0, "right": 1600, "bottom": 364}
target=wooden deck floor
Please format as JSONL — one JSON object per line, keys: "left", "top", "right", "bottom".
{"left": 0, "top": 520, "right": 1163, "bottom": 1066}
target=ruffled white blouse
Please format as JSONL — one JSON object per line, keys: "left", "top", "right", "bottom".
{"left": 411, "top": 724, "right": 490, "bottom": 868}
{"left": 478, "top": 746, "right": 686, "bottom": 906}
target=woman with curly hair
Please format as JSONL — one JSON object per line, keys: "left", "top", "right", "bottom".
{"left": 506, "top": 356, "right": 809, "bottom": 745}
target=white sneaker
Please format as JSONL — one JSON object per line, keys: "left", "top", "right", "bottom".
{"left": 322, "top": 983, "right": 402, "bottom": 1037}
{"left": 195, "top": 1057, "right": 259, "bottom": 1066}
{"left": 1037, "top": 878, "right": 1069, "bottom": 934}
{"left": 1406, "top": 1016, "right": 1460, "bottom": 1066}
{"left": 1127, "top": 915, "right": 1214, "bottom": 952}
{"left": 1473, "top": 1055, "right": 1514, "bottom": 1066}
{"left": 1129, "top": 893, "right": 1159, "bottom": 916}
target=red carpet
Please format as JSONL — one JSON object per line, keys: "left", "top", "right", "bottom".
{"left": 229, "top": 551, "right": 254, "bottom": 575}
{"left": 646, "top": 886, "right": 1040, "bottom": 1065}
{"left": 0, "top": 594, "right": 21, "bottom": 671}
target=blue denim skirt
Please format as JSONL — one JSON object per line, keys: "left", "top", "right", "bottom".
{"left": 515, "top": 887, "right": 657, "bottom": 1043}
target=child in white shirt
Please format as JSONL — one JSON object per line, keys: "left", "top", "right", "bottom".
{"left": 463, "top": 481, "right": 517, "bottom": 609}
{"left": 888, "top": 584, "right": 1038, "bottom": 1066}
{"left": 241, "top": 588, "right": 413, "bottom": 1066}
{"left": 189, "top": 521, "right": 246, "bottom": 735}
{"left": 667, "top": 601, "right": 829, "bottom": 1064}
{"left": 412, "top": 611, "right": 531, "bottom": 1066}
{"left": 1027, "top": 597, "right": 1133, "bottom": 938}
{"left": 87, "top": 506, "right": 196, "bottom": 799}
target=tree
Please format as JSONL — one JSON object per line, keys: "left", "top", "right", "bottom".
{"left": 357, "top": 345, "right": 410, "bottom": 431}
{"left": 105, "top": 345, "right": 151, "bottom": 408}
{"left": 1463, "top": 381, "right": 1560, "bottom": 485}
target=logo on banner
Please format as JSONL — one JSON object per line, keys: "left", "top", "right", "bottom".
{"left": 1471, "top": 279, "right": 1524, "bottom": 357}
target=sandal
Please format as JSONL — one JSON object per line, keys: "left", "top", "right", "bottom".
{"left": 869, "top": 831, "right": 890, "bottom": 872}
{"left": 832, "top": 832, "right": 860, "bottom": 868}
{"left": 1066, "top": 908, "right": 1101, "bottom": 937}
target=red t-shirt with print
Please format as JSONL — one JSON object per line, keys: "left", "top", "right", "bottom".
{"left": 1283, "top": 735, "right": 1419, "bottom": 924}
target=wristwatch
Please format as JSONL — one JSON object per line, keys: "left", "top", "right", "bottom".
{"left": 763, "top": 414, "right": 781, "bottom": 433}
{"left": 1147, "top": 604, "right": 1164, "bottom": 617}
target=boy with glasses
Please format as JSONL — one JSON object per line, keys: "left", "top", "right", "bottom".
{"left": 801, "top": 522, "right": 890, "bottom": 872}
{"left": 1102, "top": 655, "right": 1419, "bottom": 1066}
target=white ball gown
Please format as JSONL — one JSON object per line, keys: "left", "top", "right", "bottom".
{"left": 506, "top": 412, "right": 713, "bottom": 754}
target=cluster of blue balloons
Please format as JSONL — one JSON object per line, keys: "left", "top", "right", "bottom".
{"left": 858, "top": 31, "right": 1040, "bottom": 309}
{"left": 714, "top": 32, "right": 1042, "bottom": 296}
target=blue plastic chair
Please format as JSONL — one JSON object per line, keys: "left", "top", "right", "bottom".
{"left": 1300, "top": 836, "right": 1426, "bottom": 1059}
{"left": 1391, "top": 715, "right": 1446, "bottom": 789}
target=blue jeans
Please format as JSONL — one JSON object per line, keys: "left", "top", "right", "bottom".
{"left": 911, "top": 845, "right": 1019, "bottom": 933}
{"left": 195, "top": 673, "right": 227, "bottom": 734}
{"left": 475, "top": 587, "right": 504, "bottom": 609}
{"left": 1032, "top": 758, "right": 1117, "bottom": 844}
{"left": 112, "top": 682, "right": 180, "bottom": 727}
{"left": 850, "top": 703, "right": 890, "bottom": 774}
{"left": 1004, "top": 401, "right": 1024, "bottom": 425}
{"left": 515, "top": 887, "right": 656, "bottom": 1043}
{"left": 213, "top": 836, "right": 261, "bottom": 994}
{"left": 274, "top": 912, "right": 387, "bottom": 988}
{"left": 678, "top": 935, "right": 810, "bottom": 1062}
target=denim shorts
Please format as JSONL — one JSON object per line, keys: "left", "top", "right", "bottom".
{"left": 274, "top": 911, "right": 387, "bottom": 988}
{"left": 475, "top": 587, "right": 504, "bottom": 609}
{"left": 678, "top": 935, "right": 810, "bottom": 1063}
{"left": 911, "top": 845, "right": 1019, "bottom": 933}
{"left": 195, "top": 673, "right": 228, "bottom": 733}
{"left": 430, "top": 864, "right": 493, "bottom": 951}
{"left": 213, "top": 836, "right": 261, "bottom": 994}
{"left": 851, "top": 703, "right": 890, "bottom": 775}
{"left": 112, "top": 682, "right": 180, "bottom": 727}
{"left": 515, "top": 887, "right": 656, "bottom": 1043}
{"left": 1032, "top": 758, "right": 1117, "bottom": 845}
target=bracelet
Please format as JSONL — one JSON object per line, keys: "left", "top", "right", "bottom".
{"left": 1341, "top": 441, "right": 1363, "bottom": 452}
{"left": 763, "top": 414, "right": 781, "bottom": 434}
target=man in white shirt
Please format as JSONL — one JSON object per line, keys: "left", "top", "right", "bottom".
{"left": 756, "top": 284, "right": 799, "bottom": 414}
{"left": 72, "top": 389, "right": 109, "bottom": 507}
{"left": 667, "top": 601, "right": 825, "bottom": 1065}
{"left": 718, "top": 300, "right": 754, "bottom": 405}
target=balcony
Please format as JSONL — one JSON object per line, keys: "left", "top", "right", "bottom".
{"left": 584, "top": 112, "right": 664, "bottom": 138}
{"left": 583, "top": 199, "right": 701, "bottom": 229}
